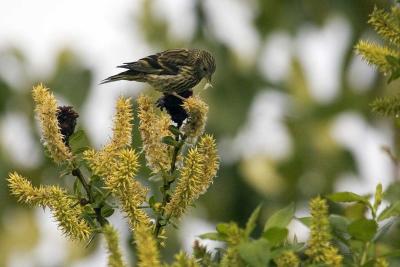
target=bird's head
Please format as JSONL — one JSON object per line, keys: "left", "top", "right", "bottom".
{"left": 198, "top": 50, "right": 216, "bottom": 86}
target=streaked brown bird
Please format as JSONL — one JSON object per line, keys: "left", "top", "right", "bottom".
{"left": 101, "top": 48, "right": 216, "bottom": 98}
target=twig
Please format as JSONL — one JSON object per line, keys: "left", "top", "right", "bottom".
{"left": 153, "top": 134, "right": 187, "bottom": 238}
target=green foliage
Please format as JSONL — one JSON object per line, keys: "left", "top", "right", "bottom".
{"left": 356, "top": 5, "right": 400, "bottom": 118}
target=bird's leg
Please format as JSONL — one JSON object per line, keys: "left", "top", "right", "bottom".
{"left": 170, "top": 92, "right": 186, "bottom": 101}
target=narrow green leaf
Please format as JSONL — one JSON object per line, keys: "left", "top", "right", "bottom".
{"left": 264, "top": 203, "right": 295, "bottom": 231}
{"left": 198, "top": 232, "right": 225, "bottom": 241}
{"left": 374, "top": 220, "right": 395, "bottom": 242}
{"left": 296, "top": 216, "right": 312, "bottom": 227}
{"left": 378, "top": 201, "right": 400, "bottom": 221}
{"left": 69, "top": 130, "right": 90, "bottom": 154}
{"left": 101, "top": 205, "right": 115, "bottom": 217}
{"left": 262, "top": 227, "right": 288, "bottom": 246}
{"left": 168, "top": 125, "right": 182, "bottom": 137}
{"left": 327, "top": 192, "right": 369, "bottom": 205}
{"left": 348, "top": 218, "right": 377, "bottom": 241}
{"left": 244, "top": 204, "right": 262, "bottom": 238}
{"left": 148, "top": 173, "right": 162, "bottom": 182}
{"left": 161, "top": 136, "right": 178, "bottom": 147}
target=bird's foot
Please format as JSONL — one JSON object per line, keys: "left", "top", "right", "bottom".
{"left": 170, "top": 92, "right": 187, "bottom": 101}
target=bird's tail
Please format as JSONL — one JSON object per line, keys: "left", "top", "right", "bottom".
{"left": 100, "top": 70, "right": 142, "bottom": 84}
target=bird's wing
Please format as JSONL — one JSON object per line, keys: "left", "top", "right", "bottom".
{"left": 118, "top": 49, "right": 191, "bottom": 75}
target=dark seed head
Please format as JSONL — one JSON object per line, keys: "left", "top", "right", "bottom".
{"left": 56, "top": 106, "right": 79, "bottom": 146}
{"left": 156, "top": 90, "right": 193, "bottom": 128}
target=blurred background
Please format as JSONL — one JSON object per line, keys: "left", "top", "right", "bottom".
{"left": 0, "top": 0, "right": 398, "bottom": 266}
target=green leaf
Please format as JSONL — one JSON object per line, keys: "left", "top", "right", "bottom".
{"left": 386, "top": 55, "right": 400, "bottom": 67}
{"left": 73, "top": 178, "right": 83, "bottom": 198}
{"left": 244, "top": 205, "right": 262, "bottom": 238}
{"left": 168, "top": 125, "right": 182, "bottom": 137}
{"left": 161, "top": 136, "right": 178, "bottom": 147}
{"left": 296, "top": 216, "right": 312, "bottom": 227}
{"left": 69, "top": 130, "right": 90, "bottom": 154}
{"left": 262, "top": 227, "right": 288, "bottom": 246}
{"left": 148, "top": 196, "right": 156, "bottom": 207}
{"left": 374, "top": 220, "right": 395, "bottom": 242}
{"left": 326, "top": 192, "right": 369, "bottom": 205}
{"left": 198, "top": 232, "right": 225, "bottom": 241}
{"left": 378, "top": 201, "right": 400, "bottom": 221}
{"left": 238, "top": 239, "right": 271, "bottom": 267}
{"left": 264, "top": 203, "right": 295, "bottom": 231}
{"left": 329, "top": 214, "right": 349, "bottom": 231}
{"left": 381, "top": 249, "right": 400, "bottom": 258}
{"left": 148, "top": 173, "right": 162, "bottom": 182}
{"left": 101, "top": 205, "right": 115, "bottom": 217}
{"left": 384, "top": 182, "right": 400, "bottom": 202}
{"left": 348, "top": 218, "right": 377, "bottom": 241}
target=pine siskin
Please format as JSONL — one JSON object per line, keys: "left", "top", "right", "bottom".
{"left": 101, "top": 48, "right": 216, "bottom": 95}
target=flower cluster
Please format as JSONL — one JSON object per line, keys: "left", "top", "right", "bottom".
{"left": 274, "top": 251, "right": 300, "bottom": 267}
{"left": 137, "top": 94, "right": 172, "bottom": 172}
{"left": 32, "top": 84, "right": 73, "bottom": 164}
{"left": 165, "top": 134, "right": 219, "bottom": 219}
{"left": 103, "top": 224, "right": 127, "bottom": 267}
{"left": 305, "top": 196, "right": 342, "bottom": 266}
{"left": 8, "top": 172, "right": 91, "bottom": 240}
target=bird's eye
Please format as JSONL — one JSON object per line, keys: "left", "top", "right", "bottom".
{"left": 202, "top": 67, "right": 207, "bottom": 72}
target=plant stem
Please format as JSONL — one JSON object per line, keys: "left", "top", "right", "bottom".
{"left": 71, "top": 167, "right": 93, "bottom": 203}
{"left": 153, "top": 134, "right": 187, "bottom": 238}
{"left": 360, "top": 241, "right": 370, "bottom": 265}
{"left": 71, "top": 166, "right": 107, "bottom": 226}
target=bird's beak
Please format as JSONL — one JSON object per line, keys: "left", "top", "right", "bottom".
{"left": 204, "top": 75, "right": 213, "bottom": 90}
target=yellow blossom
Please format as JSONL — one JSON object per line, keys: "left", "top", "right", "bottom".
{"left": 83, "top": 96, "right": 133, "bottom": 177}
{"left": 105, "top": 96, "right": 133, "bottom": 150}
{"left": 164, "top": 147, "right": 204, "bottom": 219}
{"left": 137, "top": 94, "right": 172, "bottom": 172}
{"left": 182, "top": 96, "right": 208, "bottom": 139}
{"left": 8, "top": 172, "right": 91, "bottom": 240}
{"left": 274, "top": 251, "right": 300, "bottom": 267}
{"left": 104, "top": 148, "right": 151, "bottom": 228}
{"left": 305, "top": 196, "right": 342, "bottom": 267}
{"left": 134, "top": 223, "right": 161, "bottom": 267}
{"left": 165, "top": 135, "right": 219, "bottom": 219}
{"left": 170, "top": 252, "right": 200, "bottom": 267}
{"left": 103, "top": 224, "right": 127, "bottom": 267}
{"left": 369, "top": 6, "right": 400, "bottom": 46}
{"left": 355, "top": 40, "right": 399, "bottom": 74}
{"left": 32, "top": 84, "right": 73, "bottom": 164}
{"left": 197, "top": 134, "right": 219, "bottom": 194}
{"left": 375, "top": 257, "right": 389, "bottom": 267}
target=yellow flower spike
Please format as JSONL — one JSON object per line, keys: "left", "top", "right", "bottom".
{"left": 274, "top": 251, "right": 300, "bottom": 267}
{"left": 369, "top": 6, "right": 400, "bottom": 46}
{"left": 165, "top": 147, "right": 205, "bottom": 219}
{"left": 7, "top": 172, "right": 91, "bottom": 241}
{"left": 355, "top": 40, "right": 400, "bottom": 74}
{"left": 106, "top": 96, "right": 133, "bottom": 150}
{"left": 137, "top": 94, "right": 171, "bottom": 172}
{"left": 182, "top": 96, "right": 208, "bottom": 140}
{"left": 103, "top": 224, "right": 127, "bottom": 267}
{"left": 8, "top": 172, "right": 48, "bottom": 206}
{"left": 322, "top": 246, "right": 343, "bottom": 267}
{"left": 104, "top": 148, "right": 151, "bottom": 228}
{"left": 165, "top": 135, "right": 219, "bottom": 220}
{"left": 305, "top": 196, "right": 342, "bottom": 266}
{"left": 32, "top": 84, "right": 73, "bottom": 164}
{"left": 134, "top": 223, "right": 161, "bottom": 267}
{"left": 170, "top": 251, "right": 200, "bottom": 267}
{"left": 375, "top": 257, "right": 389, "bottom": 267}
{"left": 197, "top": 134, "right": 219, "bottom": 194}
